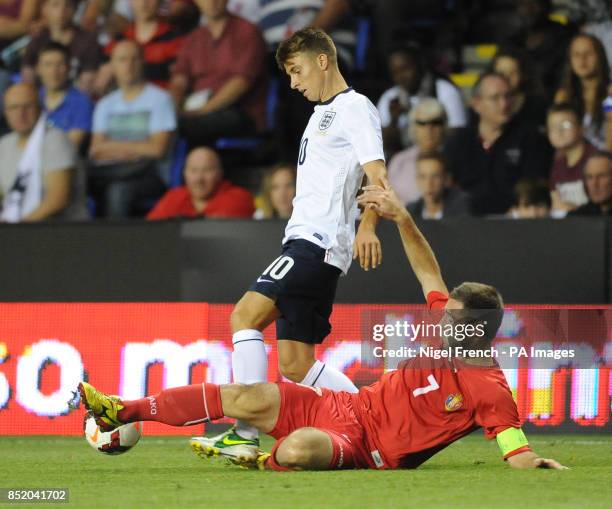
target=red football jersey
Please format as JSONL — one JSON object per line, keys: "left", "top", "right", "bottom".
{"left": 353, "top": 292, "right": 524, "bottom": 469}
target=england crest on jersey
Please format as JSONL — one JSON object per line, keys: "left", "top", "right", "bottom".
{"left": 319, "top": 111, "right": 336, "bottom": 130}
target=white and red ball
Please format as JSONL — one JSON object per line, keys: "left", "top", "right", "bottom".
{"left": 84, "top": 412, "right": 142, "bottom": 455}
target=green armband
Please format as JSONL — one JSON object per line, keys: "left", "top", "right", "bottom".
{"left": 496, "top": 427, "right": 529, "bottom": 457}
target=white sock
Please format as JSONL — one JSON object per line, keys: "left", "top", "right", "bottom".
{"left": 301, "top": 360, "right": 358, "bottom": 393}
{"left": 232, "top": 329, "right": 267, "bottom": 440}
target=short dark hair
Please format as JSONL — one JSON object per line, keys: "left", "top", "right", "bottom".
{"left": 275, "top": 28, "right": 337, "bottom": 69}
{"left": 449, "top": 282, "right": 504, "bottom": 341}
{"left": 472, "top": 72, "right": 508, "bottom": 97}
{"left": 36, "top": 41, "right": 71, "bottom": 65}
{"left": 416, "top": 151, "right": 447, "bottom": 170}
{"left": 514, "top": 178, "right": 552, "bottom": 208}
{"left": 586, "top": 150, "right": 612, "bottom": 167}
{"left": 547, "top": 102, "right": 581, "bottom": 122}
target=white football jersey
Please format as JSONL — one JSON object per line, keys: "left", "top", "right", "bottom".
{"left": 283, "top": 88, "right": 385, "bottom": 274}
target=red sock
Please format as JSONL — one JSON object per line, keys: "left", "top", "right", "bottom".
{"left": 118, "top": 383, "right": 224, "bottom": 426}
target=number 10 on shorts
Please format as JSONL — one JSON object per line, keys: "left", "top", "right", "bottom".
{"left": 261, "top": 256, "right": 295, "bottom": 280}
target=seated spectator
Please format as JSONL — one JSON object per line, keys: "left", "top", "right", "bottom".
{"left": 147, "top": 146, "right": 254, "bottom": 219}
{"left": 36, "top": 42, "right": 93, "bottom": 152}
{"left": 504, "top": 0, "right": 575, "bottom": 96}
{"left": 169, "top": 0, "right": 267, "bottom": 147}
{"left": 555, "top": 34, "right": 612, "bottom": 151}
{"left": 21, "top": 0, "right": 102, "bottom": 95}
{"left": 569, "top": 151, "right": 612, "bottom": 216}
{"left": 88, "top": 40, "right": 176, "bottom": 218}
{"left": 0, "top": 0, "right": 41, "bottom": 51}
{"left": 258, "top": 0, "right": 356, "bottom": 69}
{"left": 406, "top": 152, "right": 470, "bottom": 219}
{"left": 508, "top": 178, "right": 551, "bottom": 219}
{"left": 97, "top": 0, "right": 186, "bottom": 93}
{"left": 387, "top": 98, "right": 447, "bottom": 206}
{"left": 444, "top": 72, "right": 552, "bottom": 215}
{"left": 253, "top": 163, "right": 295, "bottom": 220}
{"left": 377, "top": 44, "right": 466, "bottom": 154}
{"left": 488, "top": 47, "right": 547, "bottom": 133}
{"left": 0, "top": 83, "right": 87, "bottom": 221}
{"left": 566, "top": 0, "right": 611, "bottom": 68}
{"left": 547, "top": 103, "right": 595, "bottom": 216}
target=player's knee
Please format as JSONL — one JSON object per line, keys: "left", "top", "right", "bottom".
{"left": 276, "top": 428, "right": 331, "bottom": 470}
{"left": 230, "top": 303, "right": 252, "bottom": 331}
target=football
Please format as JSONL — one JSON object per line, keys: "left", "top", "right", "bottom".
{"left": 84, "top": 412, "right": 142, "bottom": 455}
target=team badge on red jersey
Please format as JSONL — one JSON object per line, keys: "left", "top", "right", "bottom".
{"left": 444, "top": 393, "right": 463, "bottom": 412}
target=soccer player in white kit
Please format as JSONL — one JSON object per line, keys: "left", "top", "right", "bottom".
{"left": 191, "top": 27, "right": 388, "bottom": 462}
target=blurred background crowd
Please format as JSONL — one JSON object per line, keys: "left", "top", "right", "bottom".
{"left": 0, "top": 0, "right": 610, "bottom": 223}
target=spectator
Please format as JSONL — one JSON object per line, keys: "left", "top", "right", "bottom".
{"left": 406, "top": 152, "right": 470, "bottom": 219}
{"left": 387, "top": 98, "right": 447, "bottom": 205}
{"left": 377, "top": 44, "right": 466, "bottom": 154}
{"left": 0, "top": 83, "right": 87, "bottom": 221}
{"left": 555, "top": 33, "right": 612, "bottom": 151}
{"left": 97, "top": 0, "right": 187, "bottom": 93}
{"left": 489, "top": 47, "right": 547, "bottom": 133}
{"left": 569, "top": 151, "right": 612, "bottom": 216}
{"left": 566, "top": 0, "right": 611, "bottom": 68}
{"left": 88, "top": 40, "right": 176, "bottom": 218}
{"left": 36, "top": 42, "right": 93, "bottom": 152}
{"left": 444, "top": 72, "right": 552, "bottom": 216}
{"left": 508, "top": 178, "right": 551, "bottom": 219}
{"left": 147, "top": 146, "right": 254, "bottom": 219}
{"left": 169, "top": 0, "right": 267, "bottom": 147}
{"left": 547, "top": 103, "right": 595, "bottom": 216}
{"left": 505, "top": 0, "right": 575, "bottom": 96}
{"left": 0, "top": 0, "right": 41, "bottom": 50}
{"left": 258, "top": 0, "right": 356, "bottom": 69}
{"left": 253, "top": 163, "right": 295, "bottom": 220}
{"left": 21, "top": 0, "right": 102, "bottom": 95}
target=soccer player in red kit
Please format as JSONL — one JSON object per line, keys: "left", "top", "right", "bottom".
{"left": 78, "top": 179, "right": 567, "bottom": 471}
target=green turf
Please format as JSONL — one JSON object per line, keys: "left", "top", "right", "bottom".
{"left": 1, "top": 434, "right": 611, "bottom": 509}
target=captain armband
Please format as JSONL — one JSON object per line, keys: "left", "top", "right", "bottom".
{"left": 496, "top": 427, "right": 531, "bottom": 460}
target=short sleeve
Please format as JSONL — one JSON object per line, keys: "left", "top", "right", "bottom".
{"left": 474, "top": 374, "right": 522, "bottom": 443}
{"left": 341, "top": 96, "right": 385, "bottom": 166}
{"left": 149, "top": 89, "right": 177, "bottom": 133}
{"left": 171, "top": 32, "right": 196, "bottom": 77}
{"left": 225, "top": 21, "right": 266, "bottom": 84}
{"left": 376, "top": 88, "right": 394, "bottom": 128}
{"left": 42, "top": 129, "right": 76, "bottom": 173}
{"left": 436, "top": 80, "right": 467, "bottom": 128}
{"left": 426, "top": 291, "right": 448, "bottom": 310}
{"left": 72, "top": 94, "right": 94, "bottom": 132}
{"left": 92, "top": 97, "right": 110, "bottom": 133}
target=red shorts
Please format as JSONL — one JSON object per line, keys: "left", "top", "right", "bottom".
{"left": 269, "top": 382, "right": 375, "bottom": 469}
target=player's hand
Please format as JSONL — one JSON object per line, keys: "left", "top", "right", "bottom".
{"left": 533, "top": 458, "right": 569, "bottom": 470}
{"left": 357, "top": 177, "right": 408, "bottom": 223}
{"left": 353, "top": 229, "right": 382, "bottom": 271}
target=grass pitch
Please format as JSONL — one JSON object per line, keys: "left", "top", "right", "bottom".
{"left": 1, "top": 434, "right": 611, "bottom": 509}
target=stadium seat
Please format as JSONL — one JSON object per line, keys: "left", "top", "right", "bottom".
{"left": 169, "top": 137, "right": 189, "bottom": 188}
{"left": 355, "top": 17, "right": 371, "bottom": 73}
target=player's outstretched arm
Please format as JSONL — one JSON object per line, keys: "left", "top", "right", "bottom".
{"left": 358, "top": 178, "right": 447, "bottom": 298}
{"left": 506, "top": 450, "right": 569, "bottom": 470}
{"left": 354, "top": 160, "right": 387, "bottom": 271}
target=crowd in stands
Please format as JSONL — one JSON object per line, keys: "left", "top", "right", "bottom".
{"left": 0, "top": 0, "right": 611, "bottom": 223}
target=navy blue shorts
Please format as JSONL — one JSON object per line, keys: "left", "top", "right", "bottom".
{"left": 248, "top": 239, "right": 341, "bottom": 344}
